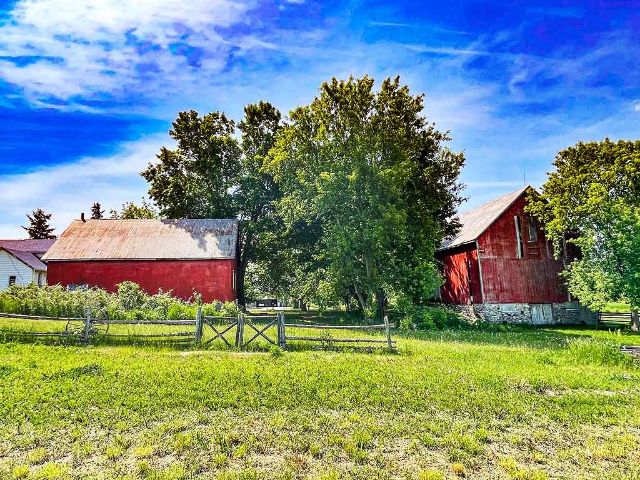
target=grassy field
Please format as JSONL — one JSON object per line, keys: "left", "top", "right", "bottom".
{"left": 0, "top": 314, "right": 639, "bottom": 479}
{"left": 602, "top": 302, "right": 632, "bottom": 313}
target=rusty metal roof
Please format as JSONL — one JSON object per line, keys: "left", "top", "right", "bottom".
{"left": 42, "top": 219, "right": 238, "bottom": 261}
{"left": 439, "top": 186, "right": 530, "bottom": 251}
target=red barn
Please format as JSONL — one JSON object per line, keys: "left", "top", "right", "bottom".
{"left": 42, "top": 219, "right": 238, "bottom": 303}
{"left": 436, "top": 186, "right": 593, "bottom": 324}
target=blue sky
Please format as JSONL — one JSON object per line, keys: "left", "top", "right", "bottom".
{"left": 0, "top": 0, "right": 638, "bottom": 238}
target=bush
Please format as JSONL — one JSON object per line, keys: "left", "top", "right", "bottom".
{"left": 0, "top": 282, "right": 237, "bottom": 321}
{"left": 398, "top": 304, "right": 467, "bottom": 331}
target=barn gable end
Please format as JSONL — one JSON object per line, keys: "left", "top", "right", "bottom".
{"left": 437, "top": 187, "right": 593, "bottom": 325}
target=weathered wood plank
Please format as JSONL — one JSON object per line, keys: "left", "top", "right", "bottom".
{"left": 100, "top": 332, "right": 194, "bottom": 338}
{"left": 0, "top": 313, "right": 84, "bottom": 321}
{"left": 91, "top": 319, "right": 196, "bottom": 325}
{"left": 285, "top": 336, "right": 396, "bottom": 344}
{"left": 284, "top": 323, "right": 391, "bottom": 330}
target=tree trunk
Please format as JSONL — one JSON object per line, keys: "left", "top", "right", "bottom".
{"left": 236, "top": 258, "right": 248, "bottom": 311}
{"left": 376, "top": 288, "right": 385, "bottom": 321}
{"left": 632, "top": 310, "right": 640, "bottom": 332}
{"left": 235, "top": 226, "right": 253, "bottom": 312}
{"left": 353, "top": 283, "right": 368, "bottom": 312}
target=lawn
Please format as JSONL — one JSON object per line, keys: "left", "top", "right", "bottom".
{"left": 0, "top": 315, "right": 639, "bottom": 479}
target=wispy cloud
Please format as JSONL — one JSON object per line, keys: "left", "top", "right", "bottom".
{"left": 401, "top": 44, "right": 490, "bottom": 56}
{"left": 0, "top": 134, "right": 168, "bottom": 238}
{"left": 0, "top": 0, "right": 266, "bottom": 108}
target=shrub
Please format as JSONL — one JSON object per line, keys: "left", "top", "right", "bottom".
{"left": 398, "top": 304, "right": 467, "bottom": 331}
{"left": 0, "top": 282, "right": 237, "bottom": 321}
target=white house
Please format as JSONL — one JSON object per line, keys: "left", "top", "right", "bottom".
{"left": 0, "top": 239, "right": 56, "bottom": 290}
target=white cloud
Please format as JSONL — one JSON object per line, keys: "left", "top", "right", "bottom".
{"left": 0, "top": 0, "right": 257, "bottom": 104}
{"left": 634, "top": 101, "right": 640, "bottom": 112}
{"left": 0, "top": 134, "right": 169, "bottom": 238}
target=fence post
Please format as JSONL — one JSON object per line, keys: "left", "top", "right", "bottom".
{"left": 195, "top": 306, "right": 203, "bottom": 345}
{"left": 83, "top": 306, "right": 92, "bottom": 345}
{"left": 384, "top": 315, "right": 392, "bottom": 350}
{"left": 236, "top": 313, "right": 245, "bottom": 349}
{"left": 277, "top": 312, "right": 286, "bottom": 349}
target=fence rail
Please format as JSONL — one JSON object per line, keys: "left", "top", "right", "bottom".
{"left": 283, "top": 316, "right": 396, "bottom": 349}
{"left": 597, "top": 311, "right": 632, "bottom": 329}
{"left": 0, "top": 309, "right": 397, "bottom": 350}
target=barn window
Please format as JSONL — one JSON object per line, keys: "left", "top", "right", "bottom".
{"left": 8, "top": 276, "right": 16, "bottom": 286}
{"left": 528, "top": 216, "right": 538, "bottom": 242}
{"left": 514, "top": 216, "right": 524, "bottom": 258}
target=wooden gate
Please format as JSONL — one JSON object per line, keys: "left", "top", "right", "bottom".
{"left": 199, "top": 313, "right": 282, "bottom": 349}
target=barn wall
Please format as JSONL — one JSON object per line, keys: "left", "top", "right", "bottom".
{"left": 47, "top": 259, "right": 237, "bottom": 303}
{"left": 477, "top": 194, "right": 567, "bottom": 304}
{"left": 437, "top": 244, "right": 481, "bottom": 304}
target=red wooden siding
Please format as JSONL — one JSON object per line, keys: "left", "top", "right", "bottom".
{"left": 476, "top": 194, "right": 567, "bottom": 303}
{"left": 437, "top": 244, "right": 482, "bottom": 304}
{"left": 47, "top": 259, "right": 237, "bottom": 303}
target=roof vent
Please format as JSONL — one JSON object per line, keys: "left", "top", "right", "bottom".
{"left": 81, "top": 212, "right": 86, "bottom": 223}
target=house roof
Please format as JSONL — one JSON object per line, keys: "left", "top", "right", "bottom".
{"left": 0, "top": 239, "right": 55, "bottom": 271}
{"left": 0, "top": 239, "right": 56, "bottom": 253}
{"left": 1, "top": 248, "right": 47, "bottom": 271}
{"left": 439, "top": 186, "right": 530, "bottom": 251}
{"left": 42, "top": 219, "right": 238, "bottom": 261}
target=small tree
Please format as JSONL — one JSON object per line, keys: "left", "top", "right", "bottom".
{"left": 109, "top": 198, "right": 158, "bottom": 219}
{"left": 91, "top": 202, "right": 104, "bottom": 219}
{"left": 22, "top": 209, "right": 56, "bottom": 239}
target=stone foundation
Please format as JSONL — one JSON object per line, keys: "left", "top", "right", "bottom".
{"left": 449, "top": 302, "right": 596, "bottom": 325}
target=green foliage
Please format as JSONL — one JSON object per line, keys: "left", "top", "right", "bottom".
{"left": 109, "top": 197, "right": 158, "bottom": 219}
{"left": 268, "top": 75, "right": 464, "bottom": 311}
{"left": 22, "top": 208, "right": 56, "bottom": 239}
{"left": 0, "top": 282, "right": 232, "bottom": 320}
{"left": 398, "top": 303, "right": 466, "bottom": 330}
{"left": 142, "top": 103, "right": 285, "bottom": 309}
{"left": 528, "top": 139, "right": 640, "bottom": 312}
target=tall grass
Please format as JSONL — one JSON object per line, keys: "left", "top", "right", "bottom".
{"left": 0, "top": 282, "right": 239, "bottom": 320}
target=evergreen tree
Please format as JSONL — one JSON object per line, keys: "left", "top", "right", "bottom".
{"left": 22, "top": 209, "right": 56, "bottom": 239}
{"left": 91, "top": 202, "right": 104, "bottom": 219}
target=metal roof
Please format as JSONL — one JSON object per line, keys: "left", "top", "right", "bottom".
{"left": 439, "top": 186, "right": 530, "bottom": 251}
{"left": 0, "top": 239, "right": 55, "bottom": 253}
{"left": 0, "top": 239, "right": 54, "bottom": 271}
{"left": 1, "top": 247, "right": 47, "bottom": 271}
{"left": 42, "top": 219, "right": 238, "bottom": 261}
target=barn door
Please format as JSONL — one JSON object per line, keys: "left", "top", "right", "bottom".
{"left": 531, "top": 304, "right": 553, "bottom": 325}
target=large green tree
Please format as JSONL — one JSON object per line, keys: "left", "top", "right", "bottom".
{"left": 268, "top": 76, "right": 465, "bottom": 313}
{"left": 22, "top": 209, "right": 56, "bottom": 239}
{"left": 528, "top": 139, "right": 640, "bottom": 329}
{"left": 141, "top": 103, "right": 284, "bottom": 309}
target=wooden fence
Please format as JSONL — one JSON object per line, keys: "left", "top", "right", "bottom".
{"left": 597, "top": 311, "right": 632, "bottom": 329}
{"left": 282, "top": 316, "right": 396, "bottom": 350}
{"left": 0, "top": 310, "right": 396, "bottom": 350}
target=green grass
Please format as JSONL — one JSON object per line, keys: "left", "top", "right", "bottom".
{"left": 0, "top": 314, "right": 639, "bottom": 479}
{"left": 602, "top": 301, "right": 631, "bottom": 313}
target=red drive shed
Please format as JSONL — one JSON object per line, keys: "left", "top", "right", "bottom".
{"left": 436, "top": 187, "right": 592, "bottom": 324}
{"left": 42, "top": 219, "right": 238, "bottom": 303}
